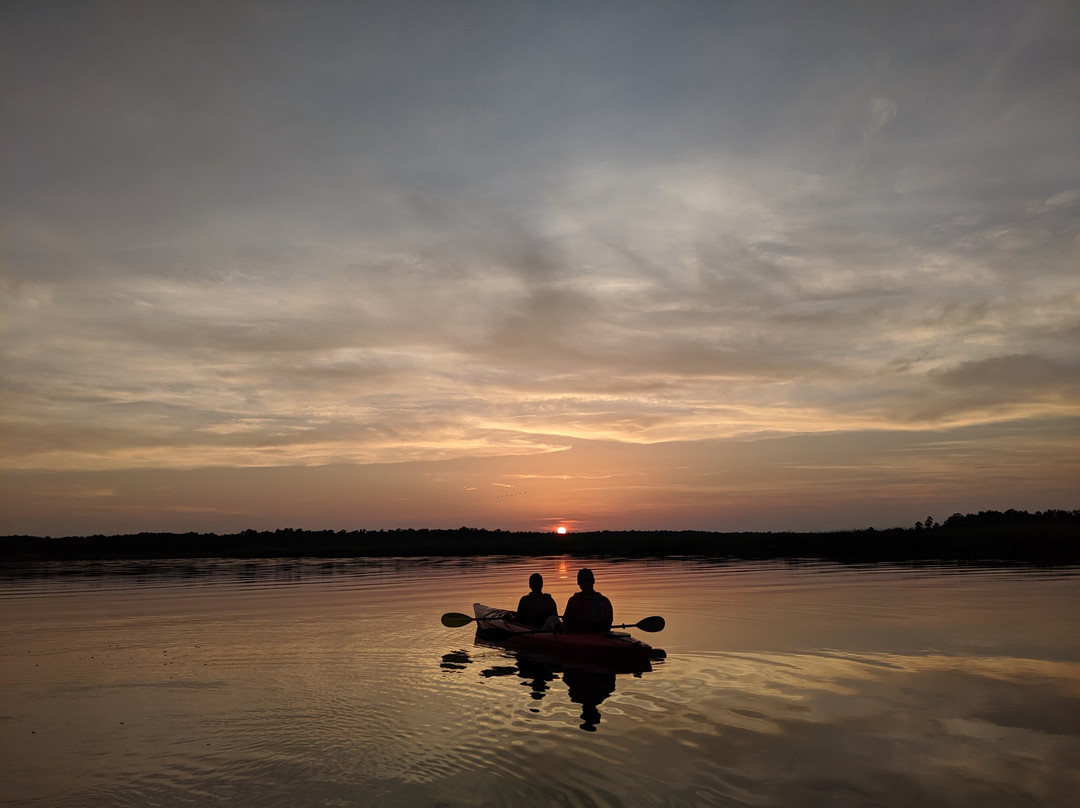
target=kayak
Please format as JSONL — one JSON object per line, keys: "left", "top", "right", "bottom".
{"left": 472, "top": 603, "right": 658, "bottom": 671}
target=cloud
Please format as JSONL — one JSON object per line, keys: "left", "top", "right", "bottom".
{"left": 1044, "top": 190, "right": 1080, "bottom": 208}
{"left": 895, "top": 355, "right": 1080, "bottom": 422}
{"left": 934, "top": 354, "right": 1078, "bottom": 391}
{"left": 4, "top": 145, "right": 1078, "bottom": 470}
{"left": 1, "top": 1, "right": 1078, "bottom": 532}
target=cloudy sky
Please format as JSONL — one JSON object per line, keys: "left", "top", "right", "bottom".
{"left": 2, "top": 0, "right": 1078, "bottom": 537}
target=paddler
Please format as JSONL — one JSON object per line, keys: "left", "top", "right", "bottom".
{"left": 563, "top": 568, "right": 613, "bottom": 633}
{"left": 515, "top": 573, "right": 559, "bottom": 629}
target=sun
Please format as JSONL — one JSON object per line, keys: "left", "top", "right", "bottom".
{"left": 556, "top": 526, "right": 567, "bottom": 534}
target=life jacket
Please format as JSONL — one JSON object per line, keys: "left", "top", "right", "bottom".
{"left": 516, "top": 591, "right": 556, "bottom": 627}
{"left": 565, "top": 590, "right": 612, "bottom": 631}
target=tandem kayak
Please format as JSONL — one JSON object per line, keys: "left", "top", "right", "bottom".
{"left": 472, "top": 603, "right": 661, "bottom": 671}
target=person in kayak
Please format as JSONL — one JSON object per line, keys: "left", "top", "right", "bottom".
{"left": 563, "top": 568, "right": 613, "bottom": 633}
{"left": 515, "top": 573, "right": 559, "bottom": 629}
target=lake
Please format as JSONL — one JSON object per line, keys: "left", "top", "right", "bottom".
{"left": 1, "top": 557, "right": 1078, "bottom": 807}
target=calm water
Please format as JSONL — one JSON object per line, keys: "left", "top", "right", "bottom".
{"left": 1, "top": 557, "right": 1078, "bottom": 807}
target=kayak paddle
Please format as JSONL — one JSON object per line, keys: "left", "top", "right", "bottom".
{"left": 441, "top": 612, "right": 481, "bottom": 628}
{"left": 486, "top": 615, "right": 666, "bottom": 638}
{"left": 615, "top": 615, "right": 665, "bottom": 633}
{"left": 442, "top": 611, "right": 665, "bottom": 633}
{"left": 441, "top": 610, "right": 552, "bottom": 628}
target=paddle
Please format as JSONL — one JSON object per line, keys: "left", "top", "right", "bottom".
{"left": 441, "top": 612, "right": 484, "bottom": 628}
{"left": 613, "top": 615, "right": 665, "bottom": 633}
{"left": 441, "top": 611, "right": 539, "bottom": 629}
{"left": 441, "top": 612, "right": 665, "bottom": 633}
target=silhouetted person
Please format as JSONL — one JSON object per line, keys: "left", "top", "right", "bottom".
{"left": 515, "top": 572, "right": 559, "bottom": 629}
{"left": 563, "top": 568, "right": 613, "bottom": 632}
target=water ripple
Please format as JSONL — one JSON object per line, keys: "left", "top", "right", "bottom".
{"left": 3, "top": 558, "right": 1077, "bottom": 807}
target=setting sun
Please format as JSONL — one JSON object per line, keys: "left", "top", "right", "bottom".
{"left": 556, "top": 526, "right": 567, "bottom": 534}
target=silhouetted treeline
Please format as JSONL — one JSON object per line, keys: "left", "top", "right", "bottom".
{"left": 2, "top": 510, "right": 1078, "bottom": 564}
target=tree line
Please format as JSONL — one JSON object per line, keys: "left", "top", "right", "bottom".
{"left": 1, "top": 509, "right": 1077, "bottom": 564}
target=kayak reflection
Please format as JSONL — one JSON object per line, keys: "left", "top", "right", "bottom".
{"left": 440, "top": 602, "right": 666, "bottom": 731}
{"left": 472, "top": 627, "right": 656, "bottom": 732}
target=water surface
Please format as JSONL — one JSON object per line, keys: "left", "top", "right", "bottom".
{"left": 2, "top": 557, "right": 1078, "bottom": 806}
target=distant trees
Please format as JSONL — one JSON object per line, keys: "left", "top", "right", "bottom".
{"left": 940, "top": 509, "right": 1079, "bottom": 529}
{"left": 1, "top": 509, "right": 1077, "bottom": 563}
{"left": 913, "top": 510, "right": 1080, "bottom": 532}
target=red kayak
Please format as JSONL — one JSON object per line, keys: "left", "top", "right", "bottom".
{"left": 473, "top": 603, "right": 657, "bottom": 671}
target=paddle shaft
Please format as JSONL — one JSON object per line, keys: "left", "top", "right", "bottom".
{"left": 443, "top": 611, "right": 664, "bottom": 633}
{"left": 474, "top": 616, "right": 664, "bottom": 636}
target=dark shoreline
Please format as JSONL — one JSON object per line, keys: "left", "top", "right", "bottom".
{"left": 3, "top": 510, "right": 1078, "bottom": 565}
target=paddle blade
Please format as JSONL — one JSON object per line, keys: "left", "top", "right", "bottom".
{"left": 635, "top": 615, "right": 666, "bottom": 633}
{"left": 441, "top": 612, "right": 475, "bottom": 628}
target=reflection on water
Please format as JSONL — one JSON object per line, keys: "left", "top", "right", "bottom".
{"left": 1, "top": 557, "right": 1078, "bottom": 806}
{"left": 458, "top": 629, "right": 644, "bottom": 731}
{"left": 563, "top": 669, "right": 616, "bottom": 732}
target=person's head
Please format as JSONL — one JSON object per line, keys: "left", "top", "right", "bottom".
{"left": 529, "top": 572, "right": 544, "bottom": 593}
{"left": 577, "top": 568, "right": 595, "bottom": 590}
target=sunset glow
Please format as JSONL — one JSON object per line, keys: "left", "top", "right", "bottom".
{"left": 1, "top": 1, "right": 1077, "bottom": 537}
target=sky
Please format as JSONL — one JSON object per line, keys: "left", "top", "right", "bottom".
{"left": 2, "top": 0, "right": 1078, "bottom": 537}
